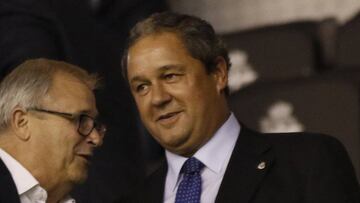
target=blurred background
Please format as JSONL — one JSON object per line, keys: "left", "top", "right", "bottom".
{"left": 1, "top": 0, "right": 360, "bottom": 202}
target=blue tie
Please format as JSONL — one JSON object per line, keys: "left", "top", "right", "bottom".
{"left": 175, "top": 157, "right": 204, "bottom": 203}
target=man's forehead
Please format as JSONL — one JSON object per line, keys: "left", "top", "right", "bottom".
{"left": 126, "top": 33, "right": 191, "bottom": 81}
{"left": 53, "top": 71, "right": 88, "bottom": 87}
{"left": 43, "top": 73, "right": 97, "bottom": 114}
{"left": 129, "top": 64, "right": 185, "bottom": 83}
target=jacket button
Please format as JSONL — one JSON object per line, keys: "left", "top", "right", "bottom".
{"left": 257, "top": 161, "right": 266, "bottom": 170}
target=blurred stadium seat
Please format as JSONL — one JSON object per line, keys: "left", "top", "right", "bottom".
{"left": 222, "top": 19, "right": 338, "bottom": 92}
{"left": 229, "top": 78, "right": 360, "bottom": 181}
{"left": 337, "top": 11, "right": 360, "bottom": 69}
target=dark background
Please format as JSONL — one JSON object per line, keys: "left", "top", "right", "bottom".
{"left": 1, "top": 0, "right": 360, "bottom": 202}
{"left": 0, "top": 0, "right": 167, "bottom": 202}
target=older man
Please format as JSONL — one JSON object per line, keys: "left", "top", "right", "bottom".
{"left": 121, "top": 12, "right": 360, "bottom": 203}
{"left": 0, "top": 58, "right": 105, "bottom": 203}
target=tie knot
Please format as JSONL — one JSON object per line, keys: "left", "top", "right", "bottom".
{"left": 181, "top": 157, "right": 204, "bottom": 174}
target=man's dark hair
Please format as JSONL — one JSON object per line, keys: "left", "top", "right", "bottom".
{"left": 121, "top": 12, "right": 231, "bottom": 93}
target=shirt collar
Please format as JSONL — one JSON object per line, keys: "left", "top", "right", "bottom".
{"left": 0, "top": 148, "right": 39, "bottom": 195}
{"left": 165, "top": 113, "right": 240, "bottom": 192}
{"left": 0, "top": 148, "right": 76, "bottom": 203}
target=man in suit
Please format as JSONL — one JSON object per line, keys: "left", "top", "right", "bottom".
{"left": 0, "top": 58, "right": 105, "bottom": 203}
{"left": 121, "top": 12, "right": 360, "bottom": 202}
{"left": 0, "top": 0, "right": 167, "bottom": 201}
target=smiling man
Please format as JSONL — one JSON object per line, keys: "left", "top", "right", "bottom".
{"left": 0, "top": 58, "right": 106, "bottom": 203}
{"left": 122, "top": 12, "right": 360, "bottom": 203}
{"left": 127, "top": 31, "right": 228, "bottom": 157}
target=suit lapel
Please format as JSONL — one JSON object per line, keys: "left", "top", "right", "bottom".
{"left": 215, "top": 127, "right": 274, "bottom": 203}
{"left": 0, "top": 158, "right": 21, "bottom": 203}
{"left": 143, "top": 158, "right": 167, "bottom": 203}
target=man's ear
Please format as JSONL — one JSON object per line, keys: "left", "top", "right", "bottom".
{"left": 11, "top": 108, "right": 31, "bottom": 141}
{"left": 212, "top": 56, "right": 228, "bottom": 93}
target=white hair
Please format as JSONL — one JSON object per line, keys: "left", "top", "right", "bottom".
{"left": 0, "top": 58, "right": 98, "bottom": 131}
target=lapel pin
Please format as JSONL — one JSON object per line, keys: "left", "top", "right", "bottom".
{"left": 257, "top": 161, "right": 266, "bottom": 170}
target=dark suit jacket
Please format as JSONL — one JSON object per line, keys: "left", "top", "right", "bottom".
{"left": 134, "top": 127, "right": 360, "bottom": 203}
{"left": 0, "top": 0, "right": 166, "bottom": 202}
{"left": 0, "top": 158, "right": 20, "bottom": 203}
{"left": 0, "top": 0, "right": 71, "bottom": 79}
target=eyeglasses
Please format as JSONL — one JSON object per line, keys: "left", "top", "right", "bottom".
{"left": 28, "top": 108, "right": 106, "bottom": 137}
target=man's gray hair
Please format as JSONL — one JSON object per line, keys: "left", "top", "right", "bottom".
{"left": 121, "top": 12, "right": 231, "bottom": 94}
{"left": 0, "top": 58, "right": 99, "bottom": 131}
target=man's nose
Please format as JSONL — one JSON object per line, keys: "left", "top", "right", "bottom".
{"left": 87, "top": 128, "right": 104, "bottom": 147}
{"left": 151, "top": 83, "right": 172, "bottom": 107}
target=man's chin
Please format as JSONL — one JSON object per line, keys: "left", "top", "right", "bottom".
{"left": 70, "top": 171, "right": 88, "bottom": 184}
{"left": 167, "top": 145, "right": 197, "bottom": 157}
{"left": 160, "top": 136, "right": 187, "bottom": 149}
{"left": 162, "top": 141, "right": 197, "bottom": 156}
{"left": 68, "top": 163, "right": 89, "bottom": 184}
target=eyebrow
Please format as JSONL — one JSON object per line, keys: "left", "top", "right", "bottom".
{"left": 158, "top": 64, "right": 185, "bottom": 72}
{"left": 130, "top": 64, "right": 185, "bottom": 84}
{"left": 130, "top": 76, "right": 148, "bottom": 84}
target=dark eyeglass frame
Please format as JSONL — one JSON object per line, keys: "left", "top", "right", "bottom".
{"left": 28, "top": 108, "right": 106, "bottom": 137}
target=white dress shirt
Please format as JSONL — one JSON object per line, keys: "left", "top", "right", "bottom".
{"left": 164, "top": 113, "right": 241, "bottom": 203}
{"left": 0, "top": 148, "right": 75, "bottom": 203}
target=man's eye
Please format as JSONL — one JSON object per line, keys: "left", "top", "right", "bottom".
{"left": 164, "top": 73, "right": 181, "bottom": 82}
{"left": 136, "top": 84, "right": 148, "bottom": 93}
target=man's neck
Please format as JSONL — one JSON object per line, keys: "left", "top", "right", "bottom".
{"left": 0, "top": 135, "right": 73, "bottom": 203}
{"left": 46, "top": 182, "right": 72, "bottom": 203}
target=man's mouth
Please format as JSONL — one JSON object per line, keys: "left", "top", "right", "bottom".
{"left": 156, "top": 111, "right": 183, "bottom": 126}
{"left": 157, "top": 111, "right": 181, "bottom": 120}
{"left": 77, "top": 154, "right": 92, "bottom": 163}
